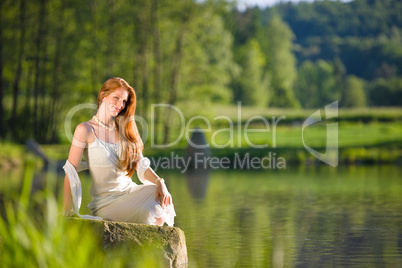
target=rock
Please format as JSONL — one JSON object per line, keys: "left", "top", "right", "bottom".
{"left": 67, "top": 218, "right": 188, "bottom": 267}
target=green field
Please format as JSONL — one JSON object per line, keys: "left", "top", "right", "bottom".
{"left": 208, "top": 105, "right": 402, "bottom": 123}
{"left": 205, "top": 121, "right": 402, "bottom": 148}
{"left": 1, "top": 107, "right": 402, "bottom": 166}
{"left": 151, "top": 105, "right": 402, "bottom": 149}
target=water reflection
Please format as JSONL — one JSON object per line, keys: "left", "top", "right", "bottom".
{"left": 185, "top": 171, "right": 210, "bottom": 199}
{"left": 295, "top": 206, "right": 402, "bottom": 267}
{"left": 184, "top": 129, "right": 211, "bottom": 199}
{"left": 1, "top": 163, "right": 402, "bottom": 267}
{"left": 164, "top": 165, "right": 402, "bottom": 267}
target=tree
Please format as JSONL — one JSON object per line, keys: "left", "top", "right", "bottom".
{"left": 162, "top": 0, "right": 193, "bottom": 144}
{"left": 369, "top": 77, "right": 402, "bottom": 106}
{"left": 295, "top": 60, "right": 340, "bottom": 108}
{"left": 0, "top": 0, "right": 5, "bottom": 139}
{"left": 181, "top": 10, "right": 237, "bottom": 105}
{"left": 231, "top": 7, "right": 262, "bottom": 46}
{"left": 234, "top": 38, "right": 267, "bottom": 106}
{"left": 262, "top": 17, "right": 299, "bottom": 107}
{"left": 33, "top": 0, "right": 47, "bottom": 141}
{"left": 151, "top": 0, "right": 162, "bottom": 144}
{"left": 341, "top": 75, "right": 366, "bottom": 108}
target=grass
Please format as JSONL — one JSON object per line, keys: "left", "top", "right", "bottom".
{"left": 0, "top": 161, "right": 165, "bottom": 267}
{"left": 0, "top": 142, "right": 25, "bottom": 168}
{"left": 145, "top": 121, "right": 402, "bottom": 150}
{"left": 145, "top": 105, "right": 402, "bottom": 150}
{"left": 208, "top": 105, "right": 402, "bottom": 123}
{"left": 143, "top": 120, "right": 402, "bottom": 165}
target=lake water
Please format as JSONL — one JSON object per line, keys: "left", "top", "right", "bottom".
{"left": 1, "top": 164, "right": 402, "bottom": 267}
{"left": 163, "top": 165, "right": 402, "bottom": 267}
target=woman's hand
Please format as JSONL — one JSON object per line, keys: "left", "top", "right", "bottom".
{"left": 155, "top": 179, "right": 172, "bottom": 208}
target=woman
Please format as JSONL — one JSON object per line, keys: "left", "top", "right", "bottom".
{"left": 63, "top": 77, "right": 175, "bottom": 226}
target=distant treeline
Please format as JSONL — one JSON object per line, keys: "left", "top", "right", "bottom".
{"left": 228, "top": 0, "right": 402, "bottom": 108}
{"left": 0, "top": 0, "right": 401, "bottom": 143}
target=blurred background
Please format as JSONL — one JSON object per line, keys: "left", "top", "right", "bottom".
{"left": 0, "top": 0, "right": 402, "bottom": 267}
{"left": 0, "top": 0, "right": 401, "bottom": 144}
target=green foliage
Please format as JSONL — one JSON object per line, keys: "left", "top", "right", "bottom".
{"left": 341, "top": 75, "right": 366, "bottom": 108}
{"left": 263, "top": 17, "right": 299, "bottom": 108}
{"left": 1, "top": 0, "right": 240, "bottom": 144}
{"left": 2, "top": 0, "right": 402, "bottom": 144}
{"left": 0, "top": 163, "right": 165, "bottom": 267}
{"left": 233, "top": 38, "right": 267, "bottom": 106}
{"left": 258, "top": 0, "right": 402, "bottom": 87}
{"left": 0, "top": 163, "right": 103, "bottom": 267}
{"left": 181, "top": 10, "right": 236, "bottom": 105}
{"left": 295, "top": 60, "right": 340, "bottom": 108}
{"left": 230, "top": 7, "right": 263, "bottom": 46}
{"left": 368, "top": 77, "right": 402, "bottom": 106}
{"left": 270, "top": 0, "right": 402, "bottom": 44}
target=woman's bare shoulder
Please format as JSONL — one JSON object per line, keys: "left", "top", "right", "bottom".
{"left": 68, "top": 122, "right": 92, "bottom": 164}
{"left": 75, "top": 122, "right": 92, "bottom": 134}
{"left": 73, "top": 122, "right": 93, "bottom": 146}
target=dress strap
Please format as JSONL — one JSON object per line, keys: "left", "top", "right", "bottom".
{"left": 85, "top": 121, "right": 115, "bottom": 158}
{"left": 85, "top": 121, "right": 98, "bottom": 140}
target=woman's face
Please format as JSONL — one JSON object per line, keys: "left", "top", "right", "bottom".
{"left": 102, "top": 87, "right": 129, "bottom": 117}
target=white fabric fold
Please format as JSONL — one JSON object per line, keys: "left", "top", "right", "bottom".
{"left": 77, "top": 161, "right": 89, "bottom": 172}
{"left": 63, "top": 160, "right": 103, "bottom": 220}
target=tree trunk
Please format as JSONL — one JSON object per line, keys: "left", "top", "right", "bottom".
{"left": 133, "top": 5, "right": 149, "bottom": 118}
{"left": 33, "top": 0, "right": 46, "bottom": 140}
{"left": 106, "top": 0, "right": 115, "bottom": 78}
{"left": 10, "top": 0, "right": 26, "bottom": 139}
{"left": 39, "top": 1, "right": 49, "bottom": 142}
{"left": 162, "top": 24, "right": 186, "bottom": 144}
{"left": 0, "top": 0, "right": 5, "bottom": 139}
{"left": 151, "top": 0, "right": 162, "bottom": 143}
{"left": 50, "top": 1, "right": 64, "bottom": 143}
{"left": 90, "top": 0, "right": 99, "bottom": 98}
{"left": 25, "top": 62, "right": 34, "bottom": 134}
{"left": 140, "top": 30, "right": 149, "bottom": 121}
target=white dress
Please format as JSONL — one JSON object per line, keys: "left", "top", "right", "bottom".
{"left": 63, "top": 124, "right": 176, "bottom": 226}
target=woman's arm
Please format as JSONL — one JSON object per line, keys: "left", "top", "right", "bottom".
{"left": 143, "top": 167, "right": 172, "bottom": 208}
{"left": 143, "top": 167, "right": 161, "bottom": 184}
{"left": 63, "top": 123, "right": 91, "bottom": 214}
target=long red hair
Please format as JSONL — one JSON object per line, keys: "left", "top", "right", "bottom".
{"left": 97, "top": 77, "right": 143, "bottom": 177}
